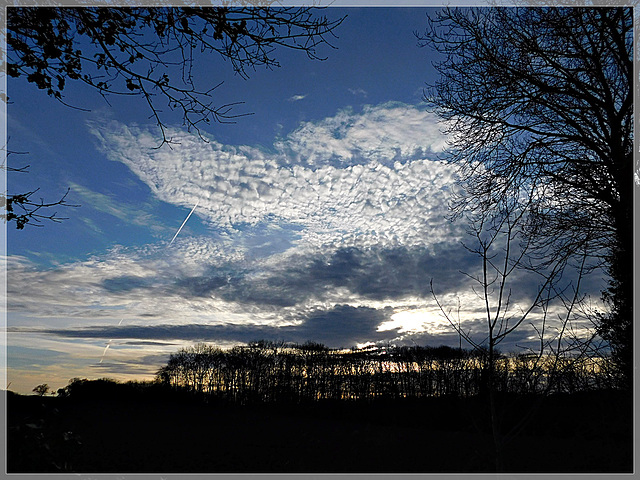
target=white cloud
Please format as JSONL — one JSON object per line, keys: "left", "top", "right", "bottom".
{"left": 348, "top": 88, "right": 367, "bottom": 97}
{"left": 277, "top": 102, "right": 449, "bottom": 167}
{"left": 69, "top": 181, "right": 161, "bottom": 230}
{"left": 89, "top": 102, "right": 458, "bottom": 251}
{"left": 288, "top": 94, "right": 307, "bottom": 102}
{"left": 5, "top": 238, "right": 253, "bottom": 325}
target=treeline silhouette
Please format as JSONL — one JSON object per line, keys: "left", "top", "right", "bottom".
{"left": 153, "top": 341, "right": 616, "bottom": 404}
{"left": 9, "top": 342, "right": 631, "bottom": 473}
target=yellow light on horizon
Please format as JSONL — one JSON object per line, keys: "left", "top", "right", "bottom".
{"left": 377, "top": 308, "right": 451, "bottom": 335}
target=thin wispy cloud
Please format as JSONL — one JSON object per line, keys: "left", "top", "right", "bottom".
{"left": 288, "top": 94, "right": 307, "bottom": 102}
{"left": 70, "top": 181, "right": 165, "bottom": 233}
{"left": 348, "top": 87, "right": 367, "bottom": 97}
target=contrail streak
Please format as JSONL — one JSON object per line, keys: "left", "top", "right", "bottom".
{"left": 169, "top": 200, "right": 199, "bottom": 245}
{"left": 98, "top": 343, "right": 111, "bottom": 364}
{"left": 99, "top": 201, "right": 199, "bottom": 364}
{"left": 99, "top": 317, "right": 124, "bottom": 364}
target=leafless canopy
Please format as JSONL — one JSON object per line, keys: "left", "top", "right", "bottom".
{"left": 418, "top": 7, "right": 633, "bottom": 385}
{"left": 419, "top": 7, "right": 632, "bottom": 261}
{"left": 1, "top": 151, "right": 79, "bottom": 229}
{"left": 7, "top": 7, "right": 345, "bottom": 145}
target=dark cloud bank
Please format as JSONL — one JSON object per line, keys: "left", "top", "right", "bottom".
{"left": 101, "top": 243, "right": 479, "bottom": 307}
{"left": 43, "top": 305, "right": 396, "bottom": 349}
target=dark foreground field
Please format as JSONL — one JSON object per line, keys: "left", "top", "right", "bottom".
{"left": 6, "top": 388, "right": 633, "bottom": 473}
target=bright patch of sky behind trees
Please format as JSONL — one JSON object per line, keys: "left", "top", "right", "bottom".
{"left": 3, "top": 7, "right": 605, "bottom": 394}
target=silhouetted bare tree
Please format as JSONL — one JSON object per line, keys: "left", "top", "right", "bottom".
{"left": 431, "top": 191, "right": 603, "bottom": 471}
{"left": 419, "top": 6, "right": 633, "bottom": 388}
{"left": 1, "top": 149, "right": 78, "bottom": 229}
{"left": 7, "top": 6, "right": 345, "bottom": 146}
{"left": 5, "top": 6, "right": 345, "bottom": 228}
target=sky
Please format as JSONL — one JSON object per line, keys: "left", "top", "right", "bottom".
{"left": 2, "top": 6, "right": 606, "bottom": 395}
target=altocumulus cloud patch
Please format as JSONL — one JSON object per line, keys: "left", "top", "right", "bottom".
{"left": 89, "top": 102, "right": 458, "bottom": 250}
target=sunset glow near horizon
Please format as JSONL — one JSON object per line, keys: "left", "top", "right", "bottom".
{"left": 3, "top": 7, "right": 605, "bottom": 395}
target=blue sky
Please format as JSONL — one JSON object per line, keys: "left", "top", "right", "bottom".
{"left": 3, "top": 7, "right": 604, "bottom": 394}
